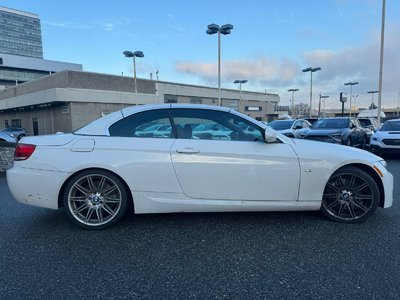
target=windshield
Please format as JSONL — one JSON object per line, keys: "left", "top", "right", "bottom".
{"left": 380, "top": 121, "right": 400, "bottom": 131}
{"left": 268, "top": 120, "right": 294, "bottom": 130}
{"left": 312, "top": 118, "right": 349, "bottom": 129}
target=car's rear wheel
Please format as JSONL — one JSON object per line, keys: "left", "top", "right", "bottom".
{"left": 63, "top": 170, "right": 129, "bottom": 229}
{"left": 321, "top": 166, "right": 379, "bottom": 223}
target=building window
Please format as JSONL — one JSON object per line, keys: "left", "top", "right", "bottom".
{"left": 229, "top": 100, "right": 239, "bottom": 110}
{"left": 11, "top": 119, "right": 21, "bottom": 127}
{"left": 164, "top": 94, "right": 177, "bottom": 103}
{"left": 5, "top": 120, "right": 9, "bottom": 127}
{"left": 190, "top": 96, "right": 202, "bottom": 104}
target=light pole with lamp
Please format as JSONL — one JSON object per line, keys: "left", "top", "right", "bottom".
{"left": 123, "top": 50, "right": 144, "bottom": 105}
{"left": 302, "top": 67, "right": 321, "bottom": 117}
{"left": 318, "top": 95, "right": 329, "bottom": 117}
{"left": 288, "top": 88, "right": 299, "bottom": 116}
{"left": 207, "top": 23, "right": 234, "bottom": 106}
{"left": 367, "top": 90, "right": 379, "bottom": 115}
{"left": 234, "top": 79, "right": 247, "bottom": 110}
{"left": 344, "top": 81, "right": 359, "bottom": 117}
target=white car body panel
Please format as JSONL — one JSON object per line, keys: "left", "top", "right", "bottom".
{"left": 171, "top": 139, "right": 300, "bottom": 201}
{"left": 6, "top": 104, "right": 394, "bottom": 217}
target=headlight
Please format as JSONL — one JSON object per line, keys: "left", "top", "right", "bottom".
{"left": 378, "top": 160, "right": 387, "bottom": 168}
{"left": 372, "top": 137, "right": 379, "bottom": 141}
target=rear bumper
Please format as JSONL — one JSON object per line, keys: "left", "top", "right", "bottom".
{"left": 7, "top": 165, "right": 70, "bottom": 209}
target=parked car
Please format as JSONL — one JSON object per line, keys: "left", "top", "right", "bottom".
{"left": 305, "top": 118, "right": 319, "bottom": 125}
{"left": 370, "top": 119, "right": 400, "bottom": 155}
{"left": 7, "top": 104, "right": 393, "bottom": 229}
{"left": 300, "top": 117, "right": 367, "bottom": 148}
{"left": 0, "top": 127, "right": 28, "bottom": 140}
{"left": 0, "top": 131, "right": 17, "bottom": 143}
{"left": 358, "top": 117, "right": 379, "bottom": 144}
{"left": 268, "top": 119, "right": 311, "bottom": 138}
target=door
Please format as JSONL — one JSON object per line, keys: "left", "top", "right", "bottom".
{"left": 32, "top": 118, "right": 39, "bottom": 135}
{"left": 169, "top": 108, "right": 300, "bottom": 201}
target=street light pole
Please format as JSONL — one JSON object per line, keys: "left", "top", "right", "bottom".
{"left": 123, "top": 50, "right": 144, "bottom": 106}
{"left": 302, "top": 67, "right": 321, "bottom": 118}
{"left": 377, "top": 0, "right": 386, "bottom": 125}
{"left": 234, "top": 79, "right": 247, "bottom": 110}
{"left": 367, "top": 91, "right": 379, "bottom": 111}
{"left": 287, "top": 88, "right": 299, "bottom": 116}
{"left": 207, "top": 23, "right": 234, "bottom": 106}
{"left": 318, "top": 95, "right": 329, "bottom": 117}
{"left": 344, "top": 81, "right": 359, "bottom": 117}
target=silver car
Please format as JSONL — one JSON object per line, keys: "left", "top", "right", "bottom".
{"left": 0, "top": 131, "right": 17, "bottom": 143}
{"left": 370, "top": 119, "right": 400, "bottom": 155}
{"left": 0, "top": 127, "right": 28, "bottom": 140}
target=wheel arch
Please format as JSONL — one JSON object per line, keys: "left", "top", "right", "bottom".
{"left": 333, "top": 163, "right": 385, "bottom": 208}
{"left": 57, "top": 167, "right": 134, "bottom": 211}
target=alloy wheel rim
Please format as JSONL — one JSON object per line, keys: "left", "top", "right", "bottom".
{"left": 68, "top": 174, "right": 122, "bottom": 226}
{"left": 322, "top": 172, "right": 375, "bottom": 221}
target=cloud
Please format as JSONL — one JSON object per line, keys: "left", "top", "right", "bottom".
{"left": 175, "top": 56, "right": 299, "bottom": 87}
{"left": 42, "top": 21, "right": 93, "bottom": 30}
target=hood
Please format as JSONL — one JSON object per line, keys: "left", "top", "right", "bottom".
{"left": 304, "top": 128, "right": 345, "bottom": 136}
{"left": 291, "top": 138, "right": 382, "bottom": 163}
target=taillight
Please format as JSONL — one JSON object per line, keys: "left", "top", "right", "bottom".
{"left": 14, "top": 143, "right": 36, "bottom": 161}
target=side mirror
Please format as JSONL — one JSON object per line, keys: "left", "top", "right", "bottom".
{"left": 264, "top": 127, "right": 277, "bottom": 143}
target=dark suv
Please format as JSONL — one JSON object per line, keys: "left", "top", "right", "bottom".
{"left": 0, "top": 127, "right": 28, "bottom": 140}
{"left": 300, "top": 117, "right": 367, "bottom": 148}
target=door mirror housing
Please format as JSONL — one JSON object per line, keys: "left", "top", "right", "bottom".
{"left": 264, "top": 127, "right": 277, "bottom": 143}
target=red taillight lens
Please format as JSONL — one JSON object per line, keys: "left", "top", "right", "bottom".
{"left": 14, "top": 143, "right": 36, "bottom": 161}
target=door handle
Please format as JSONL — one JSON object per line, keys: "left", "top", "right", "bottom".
{"left": 176, "top": 148, "right": 200, "bottom": 154}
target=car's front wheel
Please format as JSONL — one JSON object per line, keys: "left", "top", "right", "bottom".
{"left": 63, "top": 170, "right": 130, "bottom": 229}
{"left": 321, "top": 166, "right": 379, "bottom": 223}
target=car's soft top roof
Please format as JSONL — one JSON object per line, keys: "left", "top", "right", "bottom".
{"left": 75, "top": 104, "right": 234, "bottom": 136}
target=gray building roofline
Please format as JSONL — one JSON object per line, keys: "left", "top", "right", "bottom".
{"left": 0, "top": 6, "right": 39, "bottom": 19}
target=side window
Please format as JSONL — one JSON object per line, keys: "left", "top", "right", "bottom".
{"left": 109, "top": 109, "right": 172, "bottom": 138}
{"left": 170, "top": 108, "right": 263, "bottom": 142}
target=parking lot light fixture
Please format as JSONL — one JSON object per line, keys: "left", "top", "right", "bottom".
{"left": 234, "top": 80, "right": 247, "bottom": 109}
{"left": 207, "top": 23, "right": 234, "bottom": 106}
{"left": 288, "top": 88, "right": 299, "bottom": 116}
{"left": 367, "top": 90, "right": 379, "bottom": 111}
{"left": 344, "top": 82, "right": 359, "bottom": 117}
{"left": 302, "top": 67, "right": 321, "bottom": 117}
{"left": 123, "top": 50, "right": 144, "bottom": 105}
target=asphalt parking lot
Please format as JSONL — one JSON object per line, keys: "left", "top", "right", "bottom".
{"left": 1, "top": 157, "right": 399, "bottom": 299}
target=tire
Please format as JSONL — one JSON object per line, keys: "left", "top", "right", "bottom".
{"left": 63, "top": 169, "right": 130, "bottom": 229}
{"left": 321, "top": 166, "right": 379, "bottom": 223}
{"left": 344, "top": 138, "right": 352, "bottom": 146}
{"left": 361, "top": 137, "right": 366, "bottom": 150}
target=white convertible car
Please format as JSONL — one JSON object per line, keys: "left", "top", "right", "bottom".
{"left": 7, "top": 104, "right": 393, "bottom": 229}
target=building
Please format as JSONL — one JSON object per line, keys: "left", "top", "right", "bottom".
{"left": 0, "top": 6, "right": 43, "bottom": 58}
{"left": 0, "top": 70, "right": 281, "bottom": 135}
{"left": 0, "top": 6, "right": 82, "bottom": 88}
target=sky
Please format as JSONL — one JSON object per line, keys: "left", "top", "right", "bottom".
{"left": 2, "top": 0, "right": 400, "bottom": 110}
